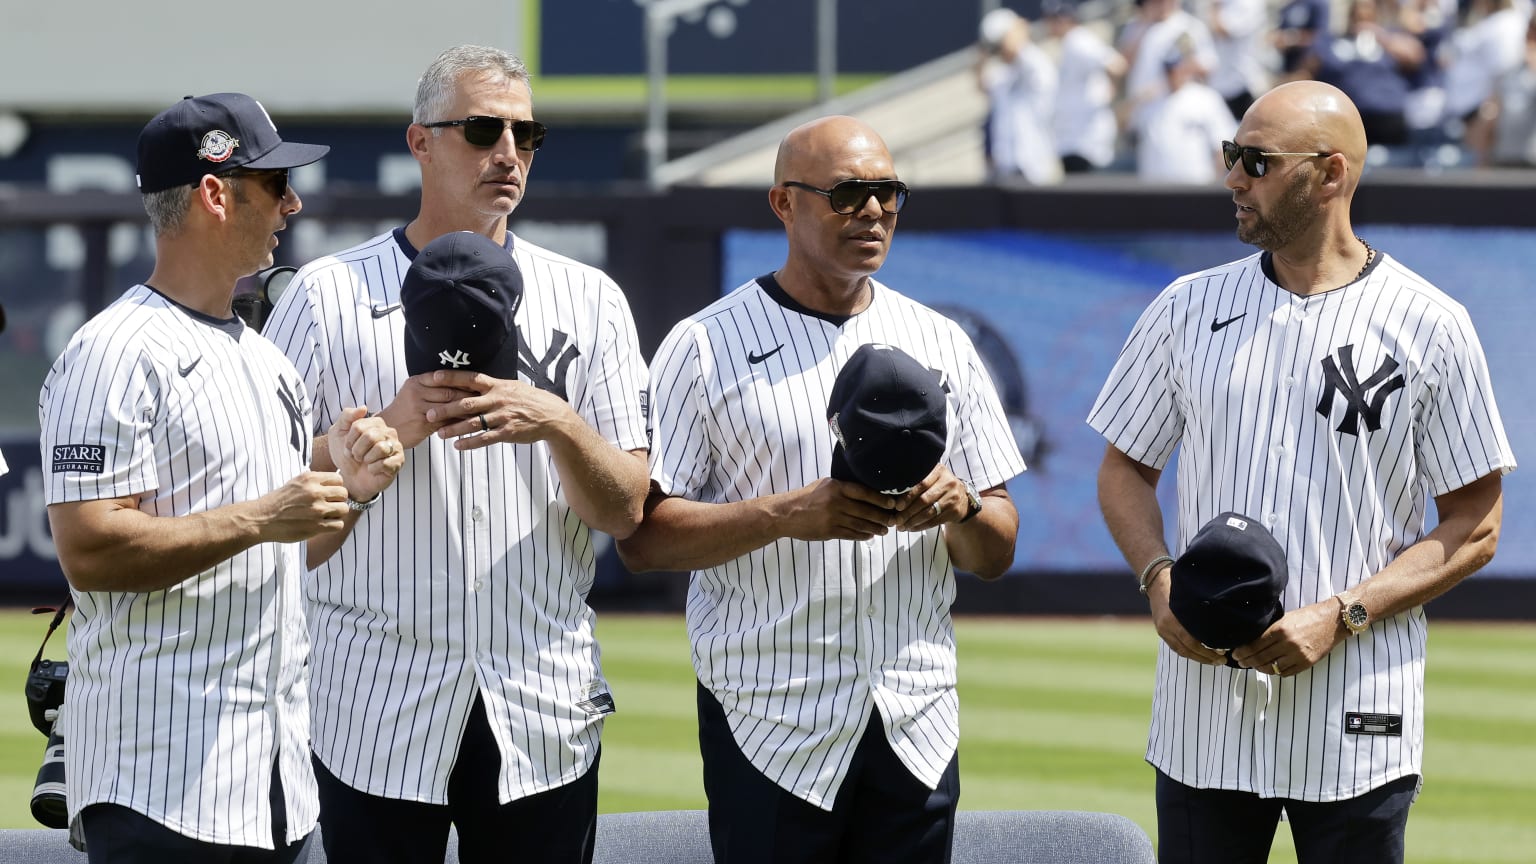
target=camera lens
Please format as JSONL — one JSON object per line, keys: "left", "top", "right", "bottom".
{"left": 31, "top": 713, "right": 68, "bottom": 829}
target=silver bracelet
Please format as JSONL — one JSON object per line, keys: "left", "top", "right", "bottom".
{"left": 1137, "top": 555, "right": 1175, "bottom": 595}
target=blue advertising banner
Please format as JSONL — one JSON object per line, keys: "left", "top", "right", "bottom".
{"left": 723, "top": 226, "right": 1534, "bottom": 578}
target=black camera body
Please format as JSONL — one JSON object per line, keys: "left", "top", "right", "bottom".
{"left": 27, "top": 657, "right": 69, "bottom": 829}
{"left": 26, "top": 658, "right": 68, "bottom": 736}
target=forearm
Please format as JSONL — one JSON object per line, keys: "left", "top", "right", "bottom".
{"left": 1097, "top": 444, "right": 1169, "bottom": 576}
{"left": 1349, "top": 473, "right": 1503, "bottom": 620}
{"left": 50, "top": 501, "right": 270, "bottom": 592}
{"left": 618, "top": 490, "right": 800, "bottom": 573}
{"left": 545, "top": 411, "right": 649, "bottom": 539}
{"left": 305, "top": 507, "right": 362, "bottom": 569}
{"left": 944, "top": 489, "right": 1018, "bottom": 580}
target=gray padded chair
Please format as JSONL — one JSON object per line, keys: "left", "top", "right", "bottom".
{"left": 0, "top": 810, "right": 1155, "bottom": 863}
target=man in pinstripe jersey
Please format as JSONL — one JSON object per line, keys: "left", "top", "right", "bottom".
{"left": 619, "top": 116, "right": 1025, "bottom": 864}
{"left": 1089, "top": 81, "right": 1515, "bottom": 863}
{"left": 39, "top": 93, "right": 405, "bottom": 862}
{"left": 264, "top": 45, "right": 650, "bottom": 864}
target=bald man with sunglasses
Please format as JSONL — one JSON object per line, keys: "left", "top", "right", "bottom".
{"left": 1090, "top": 81, "right": 1513, "bottom": 863}
{"left": 263, "top": 45, "right": 649, "bottom": 864}
{"left": 620, "top": 116, "right": 1024, "bottom": 864}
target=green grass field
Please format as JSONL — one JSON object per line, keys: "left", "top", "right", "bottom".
{"left": 2, "top": 610, "right": 1532, "bottom": 862}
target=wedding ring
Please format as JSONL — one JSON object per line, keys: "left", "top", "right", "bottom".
{"left": 931, "top": 501, "right": 942, "bottom": 518}
{"left": 478, "top": 414, "right": 489, "bottom": 432}
{"left": 1271, "top": 662, "right": 1282, "bottom": 676}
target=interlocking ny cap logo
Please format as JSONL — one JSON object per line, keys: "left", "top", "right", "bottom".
{"left": 1316, "top": 344, "right": 1405, "bottom": 435}
{"left": 438, "top": 349, "right": 472, "bottom": 369}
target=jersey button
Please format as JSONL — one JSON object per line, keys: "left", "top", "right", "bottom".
{"left": 866, "top": 603, "right": 880, "bottom": 618}
{"left": 471, "top": 506, "right": 484, "bottom": 521}
{"left": 473, "top": 579, "right": 485, "bottom": 592}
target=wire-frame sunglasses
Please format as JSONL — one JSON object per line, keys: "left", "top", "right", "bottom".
{"left": 1221, "top": 141, "right": 1333, "bottom": 178}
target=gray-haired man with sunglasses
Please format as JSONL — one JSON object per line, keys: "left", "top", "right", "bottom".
{"left": 620, "top": 116, "right": 1024, "bottom": 864}
{"left": 264, "top": 45, "right": 650, "bottom": 864}
{"left": 1090, "top": 81, "right": 1513, "bottom": 863}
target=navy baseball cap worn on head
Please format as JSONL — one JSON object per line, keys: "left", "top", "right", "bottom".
{"left": 401, "top": 231, "right": 523, "bottom": 380}
{"left": 136, "top": 93, "right": 330, "bottom": 193}
{"left": 827, "top": 344, "right": 948, "bottom": 494}
{"left": 1169, "top": 512, "right": 1288, "bottom": 651}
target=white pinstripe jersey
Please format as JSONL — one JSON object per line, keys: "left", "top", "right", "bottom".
{"left": 263, "top": 228, "right": 649, "bottom": 805}
{"left": 648, "top": 275, "right": 1026, "bottom": 809}
{"left": 1088, "top": 250, "right": 1516, "bottom": 802}
{"left": 39, "top": 286, "right": 318, "bottom": 847}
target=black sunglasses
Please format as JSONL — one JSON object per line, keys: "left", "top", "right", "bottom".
{"left": 782, "top": 179, "right": 909, "bottom": 215}
{"left": 421, "top": 116, "right": 546, "bottom": 151}
{"left": 1221, "top": 141, "right": 1333, "bottom": 178}
{"left": 226, "top": 169, "right": 290, "bottom": 200}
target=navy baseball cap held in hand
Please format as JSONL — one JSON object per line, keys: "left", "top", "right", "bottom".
{"left": 401, "top": 231, "right": 523, "bottom": 380}
{"left": 827, "top": 343, "right": 948, "bottom": 494}
{"left": 1169, "top": 512, "right": 1288, "bottom": 650}
{"left": 136, "top": 93, "right": 330, "bottom": 193}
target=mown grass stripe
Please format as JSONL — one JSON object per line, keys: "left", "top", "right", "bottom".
{"left": 1, "top": 610, "right": 1529, "bottom": 864}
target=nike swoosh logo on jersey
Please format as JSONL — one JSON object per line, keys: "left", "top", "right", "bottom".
{"left": 371, "top": 303, "right": 402, "bottom": 318}
{"left": 747, "top": 345, "right": 784, "bottom": 365}
{"left": 178, "top": 357, "right": 201, "bottom": 377}
{"left": 1210, "top": 314, "right": 1246, "bottom": 332}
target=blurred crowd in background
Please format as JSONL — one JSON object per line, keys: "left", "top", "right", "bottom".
{"left": 974, "top": 0, "right": 1536, "bottom": 182}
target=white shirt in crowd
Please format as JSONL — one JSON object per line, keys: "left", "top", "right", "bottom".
{"left": 1137, "top": 80, "right": 1238, "bottom": 183}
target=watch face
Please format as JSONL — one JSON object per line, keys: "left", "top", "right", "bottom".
{"left": 1346, "top": 602, "right": 1369, "bottom": 629}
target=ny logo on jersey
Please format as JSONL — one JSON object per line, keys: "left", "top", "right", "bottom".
{"left": 1316, "top": 344, "right": 1405, "bottom": 435}
{"left": 518, "top": 328, "right": 580, "bottom": 401}
{"left": 438, "top": 349, "right": 472, "bottom": 369}
{"left": 275, "top": 377, "right": 309, "bottom": 461}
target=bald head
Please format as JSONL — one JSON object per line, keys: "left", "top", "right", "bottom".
{"left": 1240, "top": 81, "right": 1367, "bottom": 190}
{"left": 773, "top": 116, "right": 894, "bottom": 186}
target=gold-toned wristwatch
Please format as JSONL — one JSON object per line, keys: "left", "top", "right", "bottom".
{"left": 1336, "top": 588, "right": 1369, "bottom": 635}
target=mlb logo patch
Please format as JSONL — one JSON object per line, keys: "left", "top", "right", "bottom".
{"left": 52, "top": 444, "right": 106, "bottom": 474}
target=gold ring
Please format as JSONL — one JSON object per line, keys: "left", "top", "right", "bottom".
{"left": 478, "top": 414, "right": 489, "bottom": 432}
{"left": 1271, "top": 662, "right": 1282, "bottom": 676}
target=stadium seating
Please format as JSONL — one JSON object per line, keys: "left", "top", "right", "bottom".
{"left": 0, "top": 809, "right": 1155, "bottom": 863}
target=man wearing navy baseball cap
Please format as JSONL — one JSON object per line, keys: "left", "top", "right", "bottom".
{"left": 40, "top": 93, "right": 403, "bottom": 861}
{"left": 136, "top": 92, "right": 330, "bottom": 194}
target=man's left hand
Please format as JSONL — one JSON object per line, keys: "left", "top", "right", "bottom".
{"left": 1230, "top": 599, "right": 1344, "bottom": 677}
{"left": 425, "top": 370, "right": 576, "bottom": 451}
{"left": 891, "top": 464, "right": 967, "bottom": 533}
{"left": 327, "top": 406, "right": 405, "bottom": 502}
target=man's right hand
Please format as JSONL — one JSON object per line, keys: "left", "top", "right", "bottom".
{"left": 379, "top": 373, "right": 478, "bottom": 449}
{"left": 783, "top": 479, "right": 898, "bottom": 542}
{"left": 1147, "top": 574, "right": 1231, "bottom": 666}
{"left": 256, "top": 471, "right": 350, "bottom": 541}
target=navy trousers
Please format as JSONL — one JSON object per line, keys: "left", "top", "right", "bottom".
{"left": 1155, "top": 769, "right": 1418, "bottom": 864}
{"left": 697, "top": 682, "right": 960, "bottom": 864}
